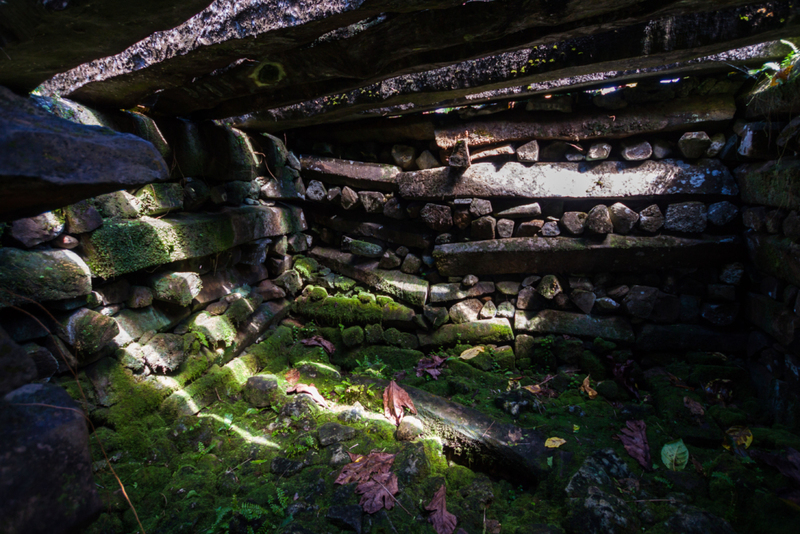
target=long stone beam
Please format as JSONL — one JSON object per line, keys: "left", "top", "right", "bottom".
{"left": 433, "top": 95, "right": 735, "bottom": 149}
{"left": 46, "top": 1, "right": 779, "bottom": 119}
{"left": 398, "top": 159, "right": 739, "bottom": 201}
{"left": 231, "top": 3, "right": 799, "bottom": 131}
{"left": 432, "top": 235, "right": 741, "bottom": 276}
{"left": 0, "top": 0, "right": 214, "bottom": 93}
{"left": 300, "top": 155, "right": 401, "bottom": 192}
{"left": 515, "top": 310, "right": 635, "bottom": 342}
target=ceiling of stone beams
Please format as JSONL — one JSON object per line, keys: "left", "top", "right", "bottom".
{"left": 33, "top": 0, "right": 800, "bottom": 133}
{"left": 0, "top": 0, "right": 216, "bottom": 94}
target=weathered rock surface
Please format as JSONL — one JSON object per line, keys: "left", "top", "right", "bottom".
{"left": 0, "top": 249, "right": 92, "bottom": 308}
{"left": 417, "top": 318, "right": 513, "bottom": 347}
{"left": 0, "top": 88, "right": 170, "bottom": 221}
{"left": 0, "top": 384, "right": 103, "bottom": 534}
{"left": 307, "top": 211, "right": 432, "bottom": 250}
{"left": 735, "top": 159, "right": 800, "bottom": 211}
{"left": 301, "top": 156, "right": 400, "bottom": 192}
{"left": 398, "top": 160, "right": 737, "bottom": 201}
{"left": 432, "top": 235, "right": 739, "bottom": 276}
{"left": 431, "top": 282, "right": 495, "bottom": 303}
{"left": 515, "top": 310, "right": 634, "bottom": 342}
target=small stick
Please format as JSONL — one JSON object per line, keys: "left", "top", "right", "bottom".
{"left": 372, "top": 477, "right": 413, "bottom": 516}
{"left": 481, "top": 421, "right": 495, "bottom": 438}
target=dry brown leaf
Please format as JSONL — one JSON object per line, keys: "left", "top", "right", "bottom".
{"left": 335, "top": 451, "right": 395, "bottom": 485}
{"left": 335, "top": 451, "right": 399, "bottom": 514}
{"left": 426, "top": 484, "right": 457, "bottom": 534}
{"left": 300, "top": 335, "right": 336, "bottom": 355}
{"left": 286, "top": 382, "right": 329, "bottom": 408}
{"left": 545, "top": 437, "right": 566, "bottom": 448}
{"left": 508, "top": 428, "right": 522, "bottom": 443}
{"left": 356, "top": 471, "right": 399, "bottom": 514}
{"left": 383, "top": 380, "right": 417, "bottom": 426}
{"left": 617, "top": 419, "right": 652, "bottom": 471}
{"left": 683, "top": 396, "right": 705, "bottom": 418}
{"left": 459, "top": 346, "right": 486, "bottom": 360}
{"left": 285, "top": 368, "right": 300, "bottom": 386}
{"left": 579, "top": 375, "right": 598, "bottom": 399}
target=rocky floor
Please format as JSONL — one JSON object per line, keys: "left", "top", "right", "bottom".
{"left": 69, "top": 274, "right": 800, "bottom": 534}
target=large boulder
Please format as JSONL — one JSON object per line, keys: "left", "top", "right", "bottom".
{"left": 0, "top": 249, "right": 92, "bottom": 308}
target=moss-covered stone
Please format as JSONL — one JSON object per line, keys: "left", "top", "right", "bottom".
{"left": 418, "top": 318, "right": 514, "bottom": 348}
{"left": 292, "top": 294, "right": 415, "bottom": 327}
{"left": 0, "top": 248, "right": 92, "bottom": 307}
{"left": 383, "top": 327, "right": 419, "bottom": 349}
{"left": 135, "top": 183, "right": 183, "bottom": 216}
{"left": 341, "top": 326, "right": 364, "bottom": 348}
{"left": 364, "top": 323, "right": 384, "bottom": 344}
{"left": 293, "top": 256, "right": 319, "bottom": 280}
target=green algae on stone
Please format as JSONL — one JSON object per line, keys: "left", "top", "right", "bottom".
{"left": 418, "top": 318, "right": 514, "bottom": 348}
{"left": 293, "top": 293, "right": 415, "bottom": 327}
{"left": 0, "top": 248, "right": 91, "bottom": 307}
{"left": 134, "top": 182, "right": 184, "bottom": 216}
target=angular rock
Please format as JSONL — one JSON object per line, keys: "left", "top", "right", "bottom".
{"left": 418, "top": 318, "right": 514, "bottom": 347}
{"left": 449, "top": 299, "right": 483, "bottom": 324}
{"left": 561, "top": 212, "right": 588, "bottom": 235}
{"left": 327, "top": 186, "right": 342, "bottom": 204}
{"left": 0, "top": 88, "right": 169, "bottom": 221}
{"left": 515, "top": 310, "right": 634, "bottom": 342}
{"left": 383, "top": 197, "right": 406, "bottom": 220}
{"left": 141, "top": 333, "right": 185, "bottom": 373}
{"left": 516, "top": 140, "right": 540, "bottom": 162}
{"left": 706, "top": 133, "right": 727, "bottom": 157}
{"left": 432, "top": 235, "right": 739, "bottom": 276}
{"left": 306, "top": 180, "right": 328, "bottom": 202}
{"left": 301, "top": 155, "right": 400, "bottom": 192}
{"left": 358, "top": 191, "right": 386, "bottom": 213}
{"left": 678, "top": 131, "right": 712, "bottom": 158}
{"left": 420, "top": 203, "right": 453, "bottom": 231}
{"left": 470, "top": 199, "right": 493, "bottom": 217}
{"left": 472, "top": 144, "right": 515, "bottom": 161}
{"left": 608, "top": 203, "right": 639, "bottom": 235}
{"left": 81, "top": 205, "right": 306, "bottom": 278}
{"left": 52, "top": 235, "right": 79, "bottom": 250}
{"left": 736, "top": 121, "right": 783, "bottom": 159}
{"left": 516, "top": 219, "right": 544, "bottom": 237}
{"left": 537, "top": 275, "right": 562, "bottom": 300}
{"left": 496, "top": 218, "right": 515, "bottom": 238}
{"left": 449, "top": 139, "right": 471, "bottom": 168}
{"left": 622, "top": 286, "right": 659, "bottom": 318}
{"left": 424, "top": 306, "right": 449, "bottom": 329}
{"left": 664, "top": 201, "right": 707, "bottom": 233}
{"left": 638, "top": 204, "right": 665, "bottom": 232}
{"left": 571, "top": 290, "right": 597, "bottom": 314}
{"left": 400, "top": 253, "right": 422, "bottom": 274}
{"left": 471, "top": 216, "right": 496, "bottom": 240}
{"left": 742, "top": 206, "right": 767, "bottom": 232}
{"left": 135, "top": 183, "right": 183, "bottom": 216}
{"left": 349, "top": 240, "right": 384, "bottom": 259}
{"left": 416, "top": 150, "right": 440, "bottom": 170}
{"left": 430, "top": 281, "right": 495, "bottom": 303}
{"left": 479, "top": 300, "right": 497, "bottom": 319}
{"left": 0, "top": 249, "right": 92, "bottom": 308}
{"left": 148, "top": 272, "right": 203, "bottom": 307}
{"left": 620, "top": 138, "right": 652, "bottom": 160}
{"left": 700, "top": 303, "right": 740, "bottom": 326}
{"left": 586, "top": 205, "right": 613, "bottom": 235}
{"left": 398, "top": 160, "right": 738, "bottom": 200}
{"left": 379, "top": 250, "right": 402, "bottom": 269}
{"left": 9, "top": 212, "right": 64, "bottom": 247}
{"left": 59, "top": 308, "right": 119, "bottom": 365}
{"left": 586, "top": 142, "right": 612, "bottom": 161}
{"left": 311, "top": 248, "right": 428, "bottom": 306}
{"left": 652, "top": 138, "right": 673, "bottom": 159}
{"left": 541, "top": 221, "right": 560, "bottom": 236}
{"left": 391, "top": 144, "right": 416, "bottom": 170}
{"left": 495, "top": 202, "right": 541, "bottom": 219}
{"left": 707, "top": 201, "right": 739, "bottom": 226}
{"left": 0, "top": 384, "right": 103, "bottom": 534}
{"left": 244, "top": 375, "right": 283, "bottom": 408}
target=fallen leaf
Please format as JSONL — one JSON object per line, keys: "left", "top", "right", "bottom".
{"left": 508, "top": 428, "right": 522, "bottom": 443}
{"left": 683, "top": 396, "right": 705, "bottom": 418}
{"left": 752, "top": 447, "right": 800, "bottom": 486}
{"left": 300, "top": 335, "right": 336, "bottom": 355}
{"left": 356, "top": 471, "right": 399, "bottom": 514}
{"left": 722, "top": 426, "right": 753, "bottom": 452}
{"left": 616, "top": 420, "right": 652, "bottom": 471}
{"left": 667, "top": 372, "right": 694, "bottom": 391}
{"left": 286, "top": 383, "right": 329, "bottom": 408}
{"left": 661, "top": 439, "right": 689, "bottom": 471}
{"left": 383, "top": 380, "right": 417, "bottom": 426}
{"left": 523, "top": 384, "right": 543, "bottom": 395}
{"left": 573, "top": 424, "right": 580, "bottom": 433}
{"left": 611, "top": 359, "right": 640, "bottom": 400}
{"left": 459, "top": 346, "right": 486, "bottom": 360}
{"left": 336, "top": 451, "right": 395, "bottom": 485}
{"left": 416, "top": 353, "right": 448, "bottom": 380}
{"left": 579, "top": 375, "right": 598, "bottom": 399}
{"left": 426, "top": 484, "right": 458, "bottom": 534}
{"left": 545, "top": 437, "right": 566, "bottom": 448}
{"left": 691, "top": 455, "right": 706, "bottom": 476}
{"left": 285, "top": 368, "right": 300, "bottom": 385}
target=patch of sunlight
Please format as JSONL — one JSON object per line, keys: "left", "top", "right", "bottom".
{"left": 660, "top": 78, "right": 681, "bottom": 84}
{"left": 198, "top": 412, "right": 281, "bottom": 448}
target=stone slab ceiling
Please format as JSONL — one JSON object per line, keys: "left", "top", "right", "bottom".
{"left": 32, "top": 1, "right": 799, "bottom": 131}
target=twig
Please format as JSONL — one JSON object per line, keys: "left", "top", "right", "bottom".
{"left": 214, "top": 388, "right": 222, "bottom": 402}
{"left": 481, "top": 421, "right": 495, "bottom": 439}
{"left": 372, "top": 476, "right": 413, "bottom": 516}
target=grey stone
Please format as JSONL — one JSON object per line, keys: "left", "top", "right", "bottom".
{"left": 462, "top": 275, "right": 478, "bottom": 287}
{"left": 470, "top": 198, "right": 493, "bottom": 217}
{"left": 64, "top": 200, "right": 103, "bottom": 234}
{"left": 341, "top": 186, "right": 360, "bottom": 210}
{"left": 497, "top": 301, "right": 516, "bottom": 319}
{"left": 274, "top": 269, "right": 303, "bottom": 295}
{"left": 254, "top": 281, "right": 286, "bottom": 302}
{"left": 496, "top": 281, "right": 521, "bottom": 295}
{"left": 608, "top": 203, "right": 639, "bottom": 235}
{"left": 383, "top": 197, "right": 406, "bottom": 219}
{"left": 707, "top": 201, "right": 739, "bottom": 226}
{"left": 416, "top": 150, "right": 440, "bottom": 170}
{"left": 652, "top": 138, "right": 673, "bottom": 159}
{"left": 541, "top": 221, "right": 561, "bottom": 236}
{"left": 319, "top": 422, "right": 357, "bottom": 446}
{"left": 301, "top": 156, "right": 400, "bottom": 192}
{"left": 496, "top": 218, "right": 515, "bottom": 238}
{"left": 420, "top": 203, "right": 453, "bottom": 231}
{"left": 638, "top": 204, "right": 665, "bottom": 232}
{"left": 424, "top": 306, "right": 449, "bottom": 329}
{"left": 349, "top": 240, "right": 384, "bottom": 259}
{"left": 430, "top": 281, "right": 494, "bottom": 303}
{"left": 479, "top": 300, "right": 497, "bottom": 319}
{"left": 141, "top": 333, "right": 185, "bottom": 373}
{"left": 391, "top": 144, "right": 416, "bottom": 170}
{"left": 586, "top": 142, "right": 612, "bottom": 161}
{"left": 9, "top": 212, "right": 65, "bottom": 248}
{"left": 706, "top": 133, "right": 727, "bottom": 157}
{"left": 471, "top": 216, "right": 496, "bottom": 240}
{"left": 379, "top": 250, "right": 402, "bottom": 269}
{"left": 135, "top": 182, "right": 184, "bottom": 215}
{"left": 400, "top": 253, "right": 422, "bottom": 274}
{"left": 586, "top": 205, "right": 613, "bottom": 234}
{"left": 449, "top": 139, "right": 471, "bottom": 168}
{"left": 561, "top": 211, "right": 588, "bottom": 235}
{"left": 418, "top": 318, "right": 514, "bottom": 347}
{"left": 327, "top": 186, "right": 342, "bottom": 203}
{"left": 449, "top": 299, "right": 483, "bottom": 324}
{"left": 148, "top": 271, "right": 203, "bottom": 307}
{"left": 306, "top": 180, "right": 328, "bottom": 201}
{"left": 494, "top": 203, "right": 541, "bottom": 219}
{"left": 595, "top": 297, "right": 620, "bottom": 311}
{"left": 622, "top": 285, "right": 660, "bottom": 319}
{"left": 537, "top": 275, "right": 563, "bottom": 300}
{"left": 678, "top": 131, "right": 712, "bottom": 158}
{"left": 620, "top": 139, "right": 652, "bottom": 160}
{"left": 571, "top": 290, "right": 597, "bottom": 314}
{"left": 59, "top": 308, "right": 119, "bottom": 366}
{"left": 515, "top": 310, "right": 634, "bottom": 342}
{"left": 665, "top": 202, "right": 707, "bottom": 233}
{"left": 358, "top": 191, "right": 386, "bottom": 213}
{"left": 516, "top": 140, "right": 540, "bottom": 162}
{"left": 396, "top": 416, "right": 424, "bottom": 441}
{"left": 516, "top": 219, "right": 544, "bottom": 237}
{"left": 52, "top": 235, "right": 79, "bottom": 249}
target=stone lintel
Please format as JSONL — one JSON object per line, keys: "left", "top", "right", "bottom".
{"left": 514, "top": 310, "right": 634, "bottom": 342}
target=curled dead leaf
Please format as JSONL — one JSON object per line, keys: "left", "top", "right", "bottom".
{"left": 616, "top": 419, "right": 652, "bottom": 471}
{"left": 426, "top": 484, "right": 458, "bottom": 534}
{"left": 285, "top": 368, "right": 300, "bottom": 386}
{"left": 579, "top": 375, "right": 598, "bottom": 399}
{"left": 459, "top": 346, "right": 486, "bottom": 360}
{"left": 545, "top": 437, "right": 566, "bottom": 448}
{"left": 383, "top": 380, "right": 417, "bottom": 426}
{"left": 683, "top": 396, "right": 705, "bottom": 418}
{"left": 722, "top": 426, "right": 753, "bottom": 451}
{"left": 286, "top": 382, "right": 329, "bottom": 408}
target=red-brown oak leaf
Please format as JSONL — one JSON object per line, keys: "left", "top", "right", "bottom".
{"left": 335, "top": 451, "right": 399, "bottom": 514}
{"left": 426, "top": 484, "right": 457, "bottom": 534}
{"left": 335, "top": 451, "right": 395, "bottom": 485}
{"left": 286, "top": 382, "right": 329, "bottom": 408}
{"left": 356, "top": 471, "right": 399, "bottom": 514}
{"left": 616, "top": 419, "right": 652, "bottom": 471}
{"left": 300, "top": 335, "right": 336, "bottom": 355}
{"left": 383, "top": 380, "right": 417, "bottom": 426}
{"left": 285, "top": 368, "right": 300, "bottom": 386}
{"left": 416, "top": 353, "right": 448, "bottom": 380}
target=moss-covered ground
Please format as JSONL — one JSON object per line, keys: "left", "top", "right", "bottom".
{"left": 65, "top": 278, "right": 800, "bottom": 534}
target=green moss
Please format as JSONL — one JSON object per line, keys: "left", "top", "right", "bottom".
{"left": 247, "top": 326, "right": 294, "bottom": 372}
{"left": 292, "top": 294, "right": 414, "bottom": 326}
{"left": 383, "top": 327, "right": 419, "bottom": 349}
{"left": 341, "top": 325, "right": 364, "bottom": 347}
{"left": 293, "top": 256, "right": 319, "bottom": 279}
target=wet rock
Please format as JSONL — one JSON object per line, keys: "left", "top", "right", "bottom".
{"left": 450, "top": 299, "right": 483, "bottom": 324}
{"left": 420, "top": 203, "right": 453, "bottom": 231}
{"left": 449, "top": 139, "right": 471, "bottom": 168}
{"left": 9, "top": 211, "right": 64, "bottom": 247}
{"left": 495, "top": 202, "right": 542, "bottom": 219}
{"left": 517, "top": 140, "right": 540, "bottom": 162}
{"left": 608, "top": 203, "right": 639, "bottom": 235}
{"left": 638, "top": 204, "right": 664, "bottom": 232}
{"left": 496, "top": 218, "right": 515, "bottom": 238}
{"left": 141, "top": 333, "right": 185, "bottom": 373}
{"left": 587, "top": 205, "right": 613, "bottom": 234}
{"left": 318, "top": 422, "right": 357, "bottom": 446}
{"left": 1, "top": 384, "right": 102, "bottom": 533}
{"left": 586, "top": 141, "right": 612, "bottom": 161}
{"left": 358, "top": 191, "right": 386, "bottom": 213}
{"left": 707, "top": 201, "right": 738, "bottom": 226}
{"left": 665, "top": 202, "right": 707, "bottom": 232}
{"left": 561, "top": 211, "right": 588, "bottom": 235}
{"left": 678, "top": 131, "right": 712, "bottom": 158}
{"left": 472, "top": 216, "right": 497, "bottom": 240}
{"left": 620, "top": 138, "right": 652, "bottom": 160}
{"left": 306, "top": 180, "right": 328, "bottom": 201}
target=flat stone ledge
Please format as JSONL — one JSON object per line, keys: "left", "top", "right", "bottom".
{"left": 514, "top": 310, "right": 634, "bottom": 342}
{"left": 0, "top": 249, "right": 92, "bottom": 308}
{"left": 417, "top": 318, "right": 513, "bottom": 348}
{"left": 636, "top": 324, "right": 749, "bottom": 353}
{"left": 310, "top": 247, "right": 428, "bottom": 307}
{"left": 433, "top": 235, "right": 740, "bottom": 276}
{"left": 398, "top": 159, "right": 737, "bottom": 201}
{"left": 301, "top": 155, "right": 401, "bottom": 192}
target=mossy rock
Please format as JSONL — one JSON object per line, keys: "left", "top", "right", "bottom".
{"left": 293, "top": 256, "right": 319, "bottom": 279}
{"left": 750, "top": 427, "right": 800, "bottom": 450}
{"left": 338, "top": 346, "right": 423, "bottom": 372}
{"left": 554, "top": 338, "right": 584, "bottom": 365}
{"left": 246, "top": 326, "right": 294, "bottom": 372}
{"left": 592, "top": 337, "right": 617, "bottom": 355}
{"left": 341, "top": 325, "right": 365, "bottom": 348}
{"left": 293, "top": 294, "right": 414, "bottom": 327}
{"left": 383, "top": 327, "right": 419, "bottom": 349}
{"left": 364, "top": 323, "right": 384, "bottom": 344}
{"left": 494, "top": 345, "right": 515, "bottom": 371}
{"left": 579, "top": 350, "right": 606, "bottom": 380}
{"left": 305, "top": 285, "right": 328, "bottom": 301}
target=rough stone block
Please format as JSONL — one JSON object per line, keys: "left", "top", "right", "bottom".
{"left": 417, "top": 318, "right": 513, "bottom": 348}
{"left": 301, "top": 155, "right": 400, "bottom": 192}
{"left": 514, "top": 310, "right": 634, "bottom": 342}
{"left": 0, "top": 249, "right": 91, "bottom": 308}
